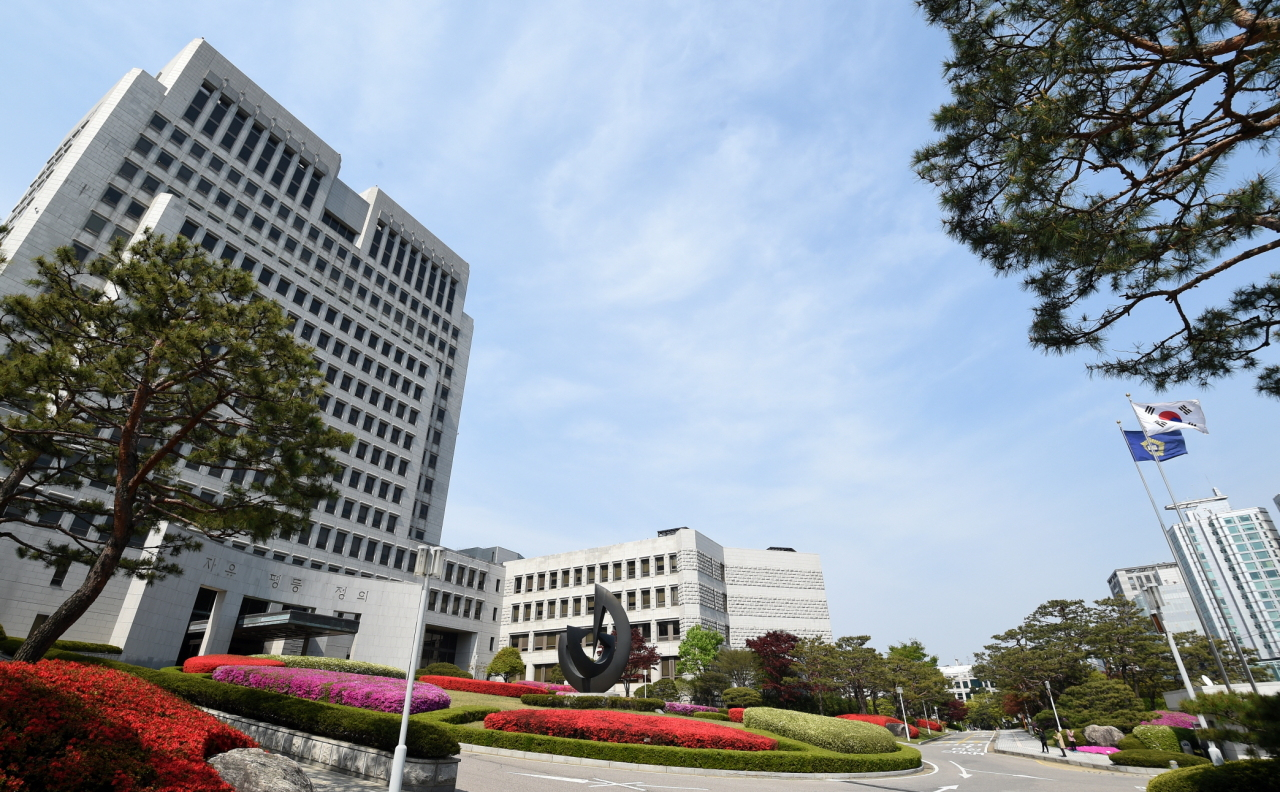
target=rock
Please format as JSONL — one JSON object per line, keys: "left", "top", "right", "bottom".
{"left": 1084, "top": 724, "right": 1124, "bottom": 747}
{"left": 884, "top": 722, "right": 909, "bottom": 738}
{"left": 209, "top": 748, "right": 314, "bottom": 792}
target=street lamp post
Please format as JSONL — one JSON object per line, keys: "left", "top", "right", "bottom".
{"left": 1044, "top": 679, "right": 1063, "bottom": 734}
{"left": 389, "top": 546, "right": 443, "bottom": 792}
{"left": 895, "top": 686, "right": 910, "bottom": 739}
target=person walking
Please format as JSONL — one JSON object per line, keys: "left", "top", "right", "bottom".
{"left": 1066, "top": 728, "right": 1078, "bottom": 752}
{"left": 1054, "top": 728, "right": 1067, "bottom": 757}
{"left": 1035, "top": 726, "right": 1049, "bottom": 753}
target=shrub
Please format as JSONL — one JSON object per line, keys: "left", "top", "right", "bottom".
{"left": 0, "top": 660, "right": 254, "bottom": 792}
{"left": 520, "top": 680, "right": 575, "bottom": 693}
{"left": 1115, "top": 735, "right": 1145, "bottom": 750}
{"left": 838, "top": 713, "right": 918, "bottom": 738}
{"left": 665, "top": 701, "right": 720, "bottom": 715}
{"left": 417, "top": 662, "right": 472, "bottom": 679}
{"left": 183, "top": 654, "right": 286, "bottom": 674}
{"left": 486, "top": 646, "right": 526, "bottom": 682}
{"left": 692, "top": 711, "right": 731, "bottom": 721}
{"left": 214, "top": 665, "right": 450, "bottom": 714}
{"left": 1109, "top": 749, "right": 1210, "bottom": 768}
{"left": 1148, "top": 759, "right": 1280, "bottom": 792}
{"left": 729, "top": 708, "right": 744, "bottom": 722}
{"left": 1143, "top": 710, "right": 1200, "bottom": 729}
{"left": 0, "top": 623, "right": 5, "bottom": 640}
{"left": 1057, "top": 674, "right": 1151, "bottom": 731}
{"left": 518, "top": 694, "right": 664, "bottom": 711}
{"left": 916, "top": 718, "right": 944, "bottom": 732}
{"left": 722, "top": 687, "right": 764, "bottom": 708}
{"left": 484, "top": 709, "right": 776, "bottom": 751}
{"left": 1133, "top": 724, "right": 1181, "bottom": 752}
{"left": 0, "top": 635, "right": 122, "bottom": 656}
{"left": 421, "top": 675, "right": 542, "bottom": 698}
{"left": 634, "top": 678, "right": 680, "bottom": 701}
{"left": 254, "top": 654, "right": 406, "bottom": 679}
{"left": 746, "top": 708, "right": 897, "bottom": 754}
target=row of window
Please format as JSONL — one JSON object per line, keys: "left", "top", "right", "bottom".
{"left": 513, "top": 554, "right": 681, "bottom": 594}
{"left": 510, "top": 586, "right": 681, "bottom": 624}
{"left": 366, "top": 222, "right": 460, "bottom": 315}
{"left": 509, "top": 619, "right": 682, "bottom": 652}
{"left": 443, "top": 560, "right": 497, "bottom": 592}
{"left": 426, "top": 590, "right": 490, "bottom": 621}
{"left": 291, "top": 521, "right": 405, "bottom": 563}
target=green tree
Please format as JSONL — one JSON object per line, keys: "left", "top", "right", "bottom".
{"left": 1182, "top": 691, "right": 1280, "bottom": 756}
{"left": 833, "top": 635, "right": 883, "bottom": 715}
{"left": 1085, "top": 597, "right": 1175, "bottom": 705}
{"left": 1, "top": 236, "right": 348, "bottom": 663}
{"left": 721, "top": 686, "right": 764, "bottom": 708}
{"left": 914, "top": 1, "right": 1280, "bottom": 397}
{"left": 487, "top": 646, "right": 526, "bottom": 682}
{"left": 965, "top": 691, "right": 1005, "bottom": 729}
{"left": 888, "top": 639, "right": 938, "bottom": 666}
{"left": 973, "top": 599, "right": 1095, "bottom": 713}
{"left": 790, "top": 638, "right": 842, "bottom": 715}
{"left": 1174, "top": 631, "right": 1263, "bottom": 684}
{"left": 545, "top": 664, "right": 565, "bottom": 684}
{"left": 676, "top": 625, "right": 724, "bottom": 677}
{"left": 711, "top": 648, "right": 761, "bottom": 689}
{"left": 635, "top": 678, "right": 679, "bottom": 701}
{"left": 1056, "top": 673, "right": 1151, "bottom": 731}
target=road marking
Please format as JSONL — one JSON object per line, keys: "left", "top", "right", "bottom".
{"left": 507, "top": 773, "right": 708, "bottom": 790}
{"left": 948, "top": 761, "right": 972, "bottom": 779}
{"left": 931, "top": 787, "right": 959, "bottom": 791}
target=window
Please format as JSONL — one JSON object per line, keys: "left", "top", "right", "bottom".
{"left": 133, "top": 135, "right": 155, "bottom": 156}
{"left": 626, "top": 591, "right": 636, "bottom": 611}
{"left": 656, "top": 556, "right": 665, "bottom": 575}
{"left": 656, "top": 588, "right": 666, "bottom": 608}
{"left": 511, "top": 634, "right": 529, "bottom": 652}
{"left": 125, "top": 200, "right": 148, "bottom": 220}
{"left": 642, "top": 589, "right": 651, "bottom": 609}
{"left": 175, "top": 164, "right": 195, "bottom": 185}
{"left": 117, "top": 160, "right": 141, "bottom": 182}
{"left": 101, "top": 185, "right": 124, "bottom": 207}
{"left": 83, "top": 212, "right": 109, "bottom": 236}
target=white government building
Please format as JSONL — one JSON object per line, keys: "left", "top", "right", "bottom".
{"left": 0, "top": 41, "right": 835, "bottom": 684}
{"left": 1107, "top": 561, "right": 1203, "bottom": 637}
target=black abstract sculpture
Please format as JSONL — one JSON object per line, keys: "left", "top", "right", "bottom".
{"left": 558, "top": 583, "right": 632, "bottom": 693}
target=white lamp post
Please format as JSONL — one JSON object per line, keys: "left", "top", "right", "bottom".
{"left": 389, "top": 546, "right": 444, "bottom": 792}
{"left": 895, "top": 686, "right": 910, "bottom": 739}
{"left": 1044, "top": 679, "right": 1063, "bottom": 733}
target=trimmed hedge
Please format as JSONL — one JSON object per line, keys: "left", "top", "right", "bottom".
{"left": 1148, "top": 759, "right": 1280, "bottom": 792}
{"left": 252, "top": 654, "right": 406, "bottom": 679}
{"left": 484, "top": 709, "right": 776, "bottom": 751}
{"left": 729, "top": 708, "right": 744, "bottom": 723}
{"left": 745, "top": 708, "right": 897, "bottom": 755}
{"left": 518, "top": 694, "right": 666, "bottom": 711}
{"left": 1134, "top": 724, "right": 1181, "bottom": 752}
{"left": 1109, "top": 749, "right": 1210, "bottom": 768}
{"left": 416, "top": 662, "right": 472, "bottom": 679}
{"left": 0, "top": 636, "right": 121, "bottom": 655}
{"left": 721, "top": 687, "right": 764, "bottom": 708}
{"left": 691, "top": 712, "right": 731, "bottom": 721}
{"left": 1115, "top": 735, "right": 1145, "bottom": 750}
{"left": 419, "top": 675, "right": 541, "bottom": 698}
{"left": 449, "top": 717, "right": 922, "bottom": 772}
{"left": 56, "top": 654, "right": 459, "bottom": 759}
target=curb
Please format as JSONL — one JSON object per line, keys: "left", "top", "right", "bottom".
{"left": 989, "top": 745, "right": 1165, "bottom": 776}
{"left": 459, "top": 743, "right": 929, "bottom": 780}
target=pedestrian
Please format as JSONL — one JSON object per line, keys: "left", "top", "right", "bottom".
{"left": 1054, "top": 729, "right": 1067, "bottom": 757}
{"left": 1036, "top": 726, "right": 1049, "bottom": 754}
{"left": 1066, "top": 728, "right": 1078, "bottom": 752}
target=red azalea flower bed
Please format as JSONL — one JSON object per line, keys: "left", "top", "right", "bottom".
{"left": 838, "top": 713, "right": 918, "bottom": 738}
{"left": 728, "top": 707, "right": 744, "bottom": 723}
{"left": 0, "top": 660, "right": 255, "bottom": 791}
{"left": 418, "top": 675, "right": 543, "bottom": 698}
{"left": 183, "top": 654, "right": 286, "bottom": 674}
{"left": 916, "top": 719, "right": 944, "bottom": 732}
{"left": 483, "top": 709, "right": 777, "bottom": 751}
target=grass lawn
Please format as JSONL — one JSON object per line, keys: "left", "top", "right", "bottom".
{"left": 440, "top": 690, "right": 555, "bottom": 711}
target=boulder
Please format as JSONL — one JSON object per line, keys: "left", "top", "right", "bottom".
{"left": 209, "top": 748, "right": 313, "bottom": 792}
{"left": 1084, "top": 724, "right": 1124, "bottom": 747}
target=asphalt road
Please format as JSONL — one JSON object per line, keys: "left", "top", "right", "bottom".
{"left": 307, "top": 732, "right": 1157, "bottom": 791}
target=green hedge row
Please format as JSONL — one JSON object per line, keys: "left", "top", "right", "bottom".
{"left": 449, "top": 718, "right": 922, "bottom": 773}
{"left": 251, "top": 654, "right": 406, "bottom": 679}
{"left": 691, "top": 712, "right": 731, "bottom": 721}
{"left": 0, "top": 636, "right": 122, "bottom": 655}
{"left": 415, "top": 662, "right": 472, "bottom": 679}
{"left": 1109, "top": 749, "right": 1210, "bottom": 768}
{"left": 49, "top": 653, "right": 458, "bottom": 759}
{"left": 518, "top": 694, "right": 665, "bottom": 711}
{"left": 743, "top": 708, "right": 898, "bottom": 755}
{"left": 1148, "top": 760, "right": 1280, "bottom": 792}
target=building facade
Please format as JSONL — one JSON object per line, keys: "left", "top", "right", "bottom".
{"left": 498, "top": 527, "right": 832, "bottom": 687}
{"left": 1107, "top": 562, "right": 1203, "bottom": 636}
{"left": 0, "top": 40, "right": 493, "bottom": 671}
{"left": 1165, "top": 490, "right": 1280, "bottom": 676}
{"left": 939, "top": 664, "right": 996, "bottom": 702}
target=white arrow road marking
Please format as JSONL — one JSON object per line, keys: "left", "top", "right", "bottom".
{"left": 507, "top": 773, "right": 708, "bottom": 791}
{"left": 969, "top": 769, "right": 1051, "bottom": 780}
{"left": 948, "top": 761, "right": 972, "bottom": 778}
{"left": 932, "top": 786, "right": 959, "bottom": 791}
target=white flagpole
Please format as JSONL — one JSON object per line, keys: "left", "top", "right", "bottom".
{"left": 1115, "top": 422, "right": 1233, "bottom": 694}
{"left": 1127, "top": 397, "right": 1259, "bottom": 694}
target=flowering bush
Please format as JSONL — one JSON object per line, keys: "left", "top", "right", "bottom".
{"left": 418, "top": 674, "right": 543, "bottom": 698}
{"left": 183, "top": 654, "right": 285, "bottom": 674}
{"left": 484, "top": 709, "right": 777, "bottom": 750}
{"left": 729, "top": 708, "right": 745, "bottom": 723}
{"left": 251, "top": 654, "right": 405, "bottom": 678}
{"left": 664, "top": 702, "right": 720, "bottom": 715}
{"left": 916, "top": 718, "right": 944, "bottom": 732}
{"left": 520, "top": 680, "right": 575, "bottom": 693}
{"left": 215, "top": 666, "right": 450, "bottom": 714}
{"left": 838, "top": 713, "right": 918, "bottom": 738}
{"left": 1141, "top": 710, "right": 1198, "bottom": 729}
{"left": 1078, "top": 745, "right": 1120, "bottom": 755}
{"left": 0, "top": 660, "right": 254, "bottom": 791}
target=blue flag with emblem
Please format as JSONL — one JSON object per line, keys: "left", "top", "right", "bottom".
{"left": 1125, "top": 430, "right": 1187, "bottom": 462}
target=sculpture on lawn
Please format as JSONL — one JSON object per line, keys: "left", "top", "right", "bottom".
{"left": 558, "top": 583, "right": 632, "bottom": 693}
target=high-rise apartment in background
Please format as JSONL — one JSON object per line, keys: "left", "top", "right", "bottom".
{"left": 0, "top": 39, "right": 490, "bottom": 670}
{"left": 1165, "top": 489, "right": 1280, "bottom": 678}
{"left": 1107, "top": 562, "right": 1202, "bottom": 636}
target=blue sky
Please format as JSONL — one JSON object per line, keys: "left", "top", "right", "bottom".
{"left": 2, "top": 2, "right": 1276, "bottom": 666}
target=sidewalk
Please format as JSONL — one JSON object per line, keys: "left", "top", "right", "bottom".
{"left": 992, "top": 730, "right": 1164, "bottom": 776}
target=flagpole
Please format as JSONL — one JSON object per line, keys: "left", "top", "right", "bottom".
{"left": 1115, "top": 422, "right": 1233, "bottom": 694}
{"left": 1127, "top": 397, "right": 1260, "bottom": 694}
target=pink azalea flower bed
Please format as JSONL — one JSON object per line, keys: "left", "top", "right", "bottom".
{"left": 664, "top": 702, "right": 720, "bottom": 715}
{"left": 1077, "top": 746, "right": 1119, "bottom": 755}
{"left": 213, "top": 665, "right": 450, "bottom": 714}
{"left": 520, "top": 680, "right": 575, "bottom": 693}
{"left": 1141, "top": 710, "right": 1198, "bottom": 728}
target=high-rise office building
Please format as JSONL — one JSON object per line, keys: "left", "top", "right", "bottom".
{"left": 1165, "top": 489, "right": 1280, "bottom": 675}
{"left": 1106, "top": 562, "right": 1202, "bottom": 636}
{"left": 0, "top": 40, "right": 488, "bottom": 670}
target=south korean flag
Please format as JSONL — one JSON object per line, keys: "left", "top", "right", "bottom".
{"left": 1132, "top": 400, "right": 1208, "bottom": 435}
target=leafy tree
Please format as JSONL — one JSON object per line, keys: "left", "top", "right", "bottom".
{"left": 965, "top": 691, "right": 1005, "bottom": 729}
{"left": 1174, "top": 631, "right": 1262, "bottom": 684}
{"left": 635, "top": 678, "right": 679, "bottom": 701}
{"left": 619, "top": 627, "right": 661, "bottom": 697}
{"left": 1086, "top": 597, "right": 1174, "bottom": 704}
{"left": 915, "top": 1, "right": 1280, "bottom": 397}
{"left": 1182, "top": 691, "right": 1280, "bottom": 756}
{"left": 833, "top": 635, "right": 884, "bottom": 715}
{"left": 746, "top": 630, "right": 802, "bottom": 704}
{"left": 711, "top": 648, "right": 761, "bottom": 689}
{"left": 973, "top": 599, "right": 1095, "bottom": 713}
{"left": 487, "top": 646, "right": 526, "bottom": 682}
{"left": 888, "top": 639, "right": 938, "bottom": 666}
{"left": 885, "top": 643, "right": 950, "bottom": 721}
{"left": 1056, "top": 673, "right": 1151, "bottom": 731}
{"left": 942, "top": 697, "right": 968, "bottom": 724}
{"left": 0, "top": 236, "right": 348, "bottom": 663}
{"left": 545, "top": 664, "right": 565, "bottom": 684}
{"left": 675, "top": 625, "right": 724, "bottom": 677}
{"left": 790, "top": 638, "right": 842, "bottom": 714}
{"left": 688, "top": 670, "right": 731, "bottom": 706}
